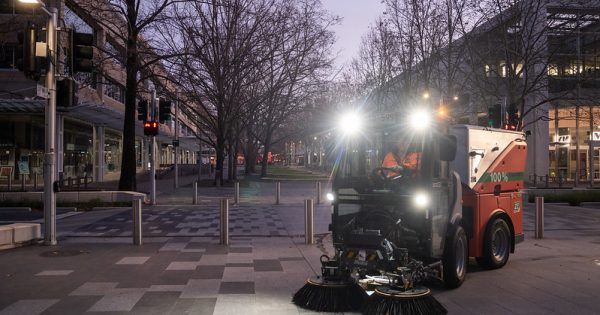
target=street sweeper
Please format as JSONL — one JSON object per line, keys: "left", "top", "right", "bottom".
{"left": 293, "top": 107, "right": 527, "bottom": 314}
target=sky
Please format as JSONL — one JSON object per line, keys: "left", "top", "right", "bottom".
{"left": 321, "top": 0, "right": 386, "bottom": 74}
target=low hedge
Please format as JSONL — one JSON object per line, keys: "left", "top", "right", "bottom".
{"left": 0, "top": 198, "right": 131, "bottom": 211}
{"left": 528, "top": 190, "right": 600, "bottom": 206}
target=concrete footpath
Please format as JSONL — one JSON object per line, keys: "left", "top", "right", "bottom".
{"left": 0, "top": 179, "right": 599, "bottom": 314}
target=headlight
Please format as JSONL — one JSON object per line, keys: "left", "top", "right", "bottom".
{"left": 326, "top": 192, "right": 335, "bottom": 201}
{"left": 414, "top": 192, "right": 429, "bottom": 209}
{"left": 338, "top": 111, "right": 362, "bottom": 136}
{"left": 409, "top": 110, "right": 431, "bottom": 131}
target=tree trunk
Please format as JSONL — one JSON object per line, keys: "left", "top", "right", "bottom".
{"left": 227, "top": 142, "right": 234, "bottom": 181}
{"left": 214, "top": 136, "right": 225, "bottom": 187}
{"left": 118, "top": 24, "right": 138, "bottom": 191}
{"left": 260, "top": 133, "right": 272, "bottom": 177}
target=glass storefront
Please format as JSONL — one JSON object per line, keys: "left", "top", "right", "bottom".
{"left": 63, "top": 120, "right": 93, "bottom": 178}
{"left": 105, "top": 131, "right": 122, "bottom": 174}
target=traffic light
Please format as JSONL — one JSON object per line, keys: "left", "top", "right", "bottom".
{"left": 71, "top": 31, "right": 94, "bottom": 73}
{"left": 137, "top": 100, "right": 148, "bottom": 121}
{"left": 56, "top": 78, "right": 77, "bottom": 108}
{"left": 488, "top": 104, "right": 502, "bottom": 128}
{"left": 16, "top": 23, "right": 40, "bottom": 81}
{"left": 507, "top": 103, "right": 519, "bottom": 125}
{"left": 143, "top": 121, "right": 159, "bottom": 136}
{"left": 158, "top": 99, "right": 172, "bottom": 123}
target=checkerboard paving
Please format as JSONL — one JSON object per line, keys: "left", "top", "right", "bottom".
{"left": 67, "top": 205, "right": 288, "bottom": 238}
{"left": 0, "top": 236, "right": 330, "bottom": 315}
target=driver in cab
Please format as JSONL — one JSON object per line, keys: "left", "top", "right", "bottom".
{"left": 382, "top": 142, "right": 420, "bottom": 178}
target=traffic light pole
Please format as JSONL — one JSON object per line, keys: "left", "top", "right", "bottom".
{"left": 43, "top": 7, "right": 58, "bottom": 245}
{"left": 151, "top": 91, "right": 157, "bottom": 205}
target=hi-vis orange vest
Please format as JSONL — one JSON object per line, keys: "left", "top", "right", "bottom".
{"left": 382, "top": 152, "right": 420, "bottom": 177}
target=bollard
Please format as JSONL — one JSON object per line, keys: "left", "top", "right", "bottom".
{"left": 33, "top": 173, "right": 38, "bottom": 191}
{"left": 316, "top": 182, "right": 321, "bottom": 204}
{"left": 7, "top": 175, "right": 11, "bottom": 191}
{"left": 275, "top": 181, "right": 281, "bottom": 205}
{"left": 84, "top": 176, "right": 88, "bottom": 189}
{"left": 193, "top": 181, "right": 198, "bottom": 205}
{"left": 21, "top": 175, "right": 25, "bottom": 191}
{"left": 234, "top": 181, "right": 240, "bottom": 204}
{"left": 304, "top": 199, "right": 314, "bottom": 244}
{"left": 133, "top": 198, "right": 143, "bottom": 245}
{"left": 535, "top": 196, "right": 544, "bottom": 239}
{"left": 220, "top": 199, "right": 229, "bottom": 245}
{"left": 76, "top": 176, "right": 81, "bottom": 189}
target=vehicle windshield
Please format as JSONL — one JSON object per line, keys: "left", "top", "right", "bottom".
{"left": 333, "top": 129, "right": 433, "bottom": 192}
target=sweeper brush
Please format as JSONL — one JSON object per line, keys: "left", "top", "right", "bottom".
{"left": 292, "top": 277, "right": 368, "bottom": 312}
{"left": 362, "top": 286, "right": 447, "bottom": 315}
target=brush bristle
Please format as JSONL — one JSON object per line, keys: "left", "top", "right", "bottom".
{"left": 362, "top": 289, "right": 447, "bottom": 315}
{"left": 292, "top": 279, "right": 368, "bottom": 312}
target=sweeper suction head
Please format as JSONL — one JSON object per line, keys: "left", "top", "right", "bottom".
{"left": 362, "top": 286, "right": 447, "bottom": 315}
{"left": 292, "top": 276, "right": 368, "bottom": 312}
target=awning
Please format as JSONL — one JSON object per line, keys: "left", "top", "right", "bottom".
{"left": 0, "top": 99, "right": 46, "bottom": 112}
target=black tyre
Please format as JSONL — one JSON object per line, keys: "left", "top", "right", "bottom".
{"left": 443, "top": 224, "right": 468, "bottom": 289}
{"left": 479, "top": 218, "right": 511, "bottom": 269}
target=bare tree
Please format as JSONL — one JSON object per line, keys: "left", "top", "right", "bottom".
{"left": 70, "top": 0, "right": 185, "bottom": 190}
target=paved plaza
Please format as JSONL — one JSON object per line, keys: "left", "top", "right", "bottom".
{"left": 0, "top": 179, "right": 599, "bottom": 314}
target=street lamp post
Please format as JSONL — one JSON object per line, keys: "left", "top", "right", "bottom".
{"left": 19, "top": 0, "right": 58, "bottom": 245}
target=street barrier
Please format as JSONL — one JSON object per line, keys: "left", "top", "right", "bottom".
{"left": 275, "top": 181, "right": 281, "bottom": 205}
{"left": 304, "top": 199, "right": 314, "bottom": 244}
{"left": 220, "top": 199, "right": 229, "bottom": 245}
{"left": 535, "top": 196, "right": 544, "bottom": 239}
{"left": 234, "top": 181, "right": 239, "bottom": 204}
{"left": 133, "top": 198, "right": 143, "bottom": 245}
{"left": 316, "top": 182, "right": 321, "bottom": 204}
{"left": 193, "top": 181, "right": 198, "bottom": 205}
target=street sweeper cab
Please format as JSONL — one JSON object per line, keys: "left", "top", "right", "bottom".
{"left": 293, "top": 107, "right": 526, "bottom": 314}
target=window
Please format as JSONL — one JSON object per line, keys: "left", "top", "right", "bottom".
{"left": 548, "top": 64, "right": 559, "bottom": 76}
{"left": 103, "top": 79, "right": 125, "bottom": 103}
{"left": 0, "top": 44, "right": 16, "bottom": 69}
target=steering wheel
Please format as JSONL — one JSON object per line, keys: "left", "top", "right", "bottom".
{"left": 372, "top": 166, "right": 405, "bottom": 181}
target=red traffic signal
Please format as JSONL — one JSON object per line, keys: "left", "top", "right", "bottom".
{"left": 143, "top": 121, "right": 159, "bottom": 136}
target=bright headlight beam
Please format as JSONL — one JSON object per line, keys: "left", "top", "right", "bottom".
{"left": 338, "top": 111, "right": 362, "bottom": 136}
{"left": 414, "top": 192, "right": 429, "bottom": 209}
{"left": 409, "top": 110, "right": 431, "bottom": 131}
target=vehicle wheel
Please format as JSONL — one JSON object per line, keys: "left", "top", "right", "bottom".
{"left": 443, "top": 224, "right": 468, "bottom": 289}
{"left": 479, "top": 218, "right": 511, "bottom": 269}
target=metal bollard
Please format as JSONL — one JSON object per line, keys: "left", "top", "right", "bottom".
{"left": 133, "top": 198, "right": 143, "bottom": 245}
{"left": 316, "top": 182, "right": 321, "bottom": 204}
{"left": 193, "top": 181, "right": 198, "bottom": 205}
{"left": 77, "top": 176, "right": 81, "bottom": 189}
{"left": 84, "top": 176, "right": 88, "bottom": 189}
{"left": 275, "top": 181, "right": 281, "bottom": 205}
{"left": 234, "top": 181, "right": 239, "bottom": 204}
{"left": 535, "top": 196, "right": 544, "bottom": 239}
{"left": 33, "top": 173, "right": 38, "bottom": 191}
{"left": 7, "top": 175, "right": 11, "bottom": 191}
{"left": 304, "top": 199, "right": 314, "bottom": 244}
{"left": 21, "top": 175, "right": 25, "bottom": 191}
{"left": 220, "top": 199, "right": 229, "bottom": 245}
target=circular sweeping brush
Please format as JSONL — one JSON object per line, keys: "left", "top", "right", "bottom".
{"left": 292, "top": 276, "right": 368, "bottom": 312}
{"left": 362, "top": 286, "right": 447, "bottom": 315}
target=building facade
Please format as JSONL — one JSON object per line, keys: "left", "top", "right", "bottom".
{"left": 0, "top": 0, "right": 199, "bottom": 187}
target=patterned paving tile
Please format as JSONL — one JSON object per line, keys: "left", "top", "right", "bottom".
{"left": 218, "top": 282, "right": 255, "bottom": 294}
{"left": 116, "top": 257, "right": 150, "bottom": 265}
{"left": 0, "top": 299, "right": 59, "bottom": 315}
{"left": 35, "top": 270, "right": 74, "bottom": 276}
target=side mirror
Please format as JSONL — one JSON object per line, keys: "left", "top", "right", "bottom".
{"left": 439, "top": 135, "right": 457, "bottom": 161}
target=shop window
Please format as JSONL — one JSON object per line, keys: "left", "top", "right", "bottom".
{"left": 0, "top": 44, "right": 16, "bottom": 69}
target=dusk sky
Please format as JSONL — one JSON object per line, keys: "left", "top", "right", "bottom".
{"left": 321, "top": 0, "right": 386, "bottom": 73}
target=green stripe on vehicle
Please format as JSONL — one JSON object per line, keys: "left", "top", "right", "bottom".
{"left": 478, "top": 172, "right": 524, "bottom": 183}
